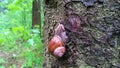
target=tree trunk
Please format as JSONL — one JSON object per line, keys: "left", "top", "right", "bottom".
{"left": 32, "top": 0, "right": 40, "bottom": 27}
{"left": 43, "top": 0, "right": 120, "bottom": 68}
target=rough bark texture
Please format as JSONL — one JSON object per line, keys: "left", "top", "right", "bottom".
{"left": 43, "top": 0, "right": 120, "bottom": 68}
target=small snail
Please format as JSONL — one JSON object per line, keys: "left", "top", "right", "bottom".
{"left": 48, "top": 23, "right": 67, "bottom": 57}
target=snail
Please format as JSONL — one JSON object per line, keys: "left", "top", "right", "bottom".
{"left": 48, "top": 23, "right": 67, "bottom": 57}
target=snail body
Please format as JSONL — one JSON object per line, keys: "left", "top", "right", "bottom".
{"left": 48, "top": 24, "right": 67, "bottom": 57}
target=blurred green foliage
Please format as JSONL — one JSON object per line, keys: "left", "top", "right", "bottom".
{"left": 0, "top": 0, "right": 44, "bottom": 68}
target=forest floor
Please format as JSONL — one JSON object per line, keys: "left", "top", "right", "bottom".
{"left": 0, "top": 26, "right": 44, "bottom": 68}
{"left": 0, "top": 50, "right": 24, "bottom": 68}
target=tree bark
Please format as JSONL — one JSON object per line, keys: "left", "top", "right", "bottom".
{"left": 43, "top": 0, "right": 120, "bottom": 68}
{"left": 32, "top": 0, "right": 40, "bottom": 27}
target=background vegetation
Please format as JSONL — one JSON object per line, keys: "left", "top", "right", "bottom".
{"left": 0, "top": 0, "right": 44, "bottom": 68}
